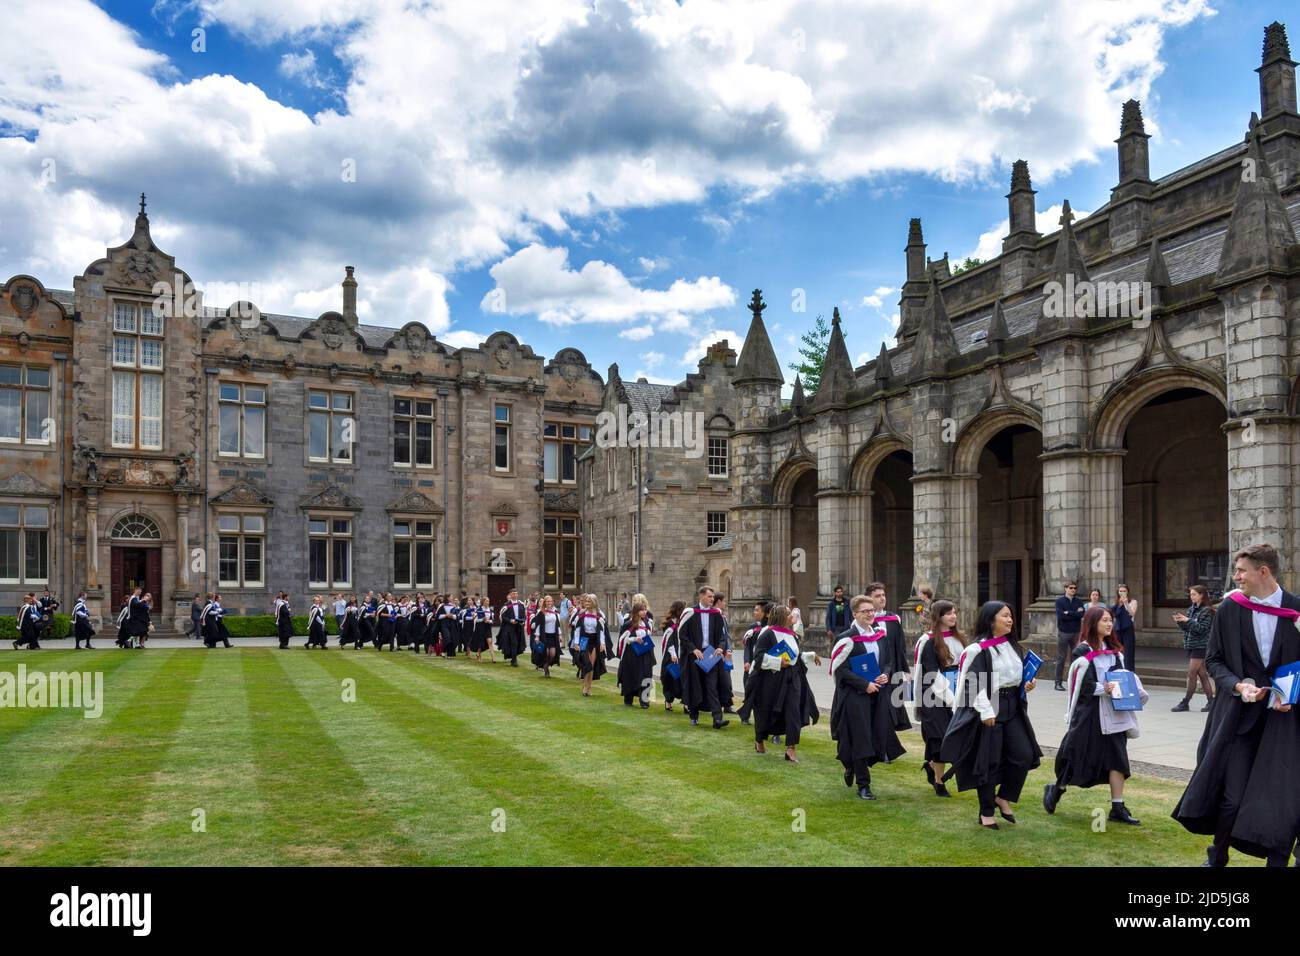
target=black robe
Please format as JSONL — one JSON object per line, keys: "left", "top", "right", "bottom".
{"left": 529, "top": 611, "right": 563, "bottom": 668}
{"left": 17, "top": 604, "right": 41, "bottom": 648}
{"left": 876, "top": 615, "right": 913, "bottom": 730}
{"left": 678, "top": 605, "right": 730, "bottom": 712}
{"left": 616, "top": 621, "right": 655, "bottom": 699}
{"left": 1054, "top": 644, "right": 1131, "bottom": 787}
{"left": 1173, "top": 589, "right": 1300, "bottom": 859}
{"left": 306, "top": 605, "right": 328, "bottom": 647}
{"left": 574, "top": 613, "right": 609, "bottom": 680}
{"left": 497, "top": 602, "right": 527, "bottom": 659}
{"left": 914, "top": 633, "right": 961, "bottom": 762}
{"left": 940, "top": 638, "right": 1043, "bottom": 793}
{"left": 339, "top": 606, "right": 362, "bottom": 647}
{"left": 829, "top": 630, "right": 905, "bottom": 767}
{"left": 659, "top": 623, "right": 683, "bottom": 704}
{"left": 736, "top": 623, "right": 763, "bottom": 721}
{"left": 276, "top": 600, "right": 293, "bottom": 648}
{"left": 748, "top": 627, "right": 819, "bottom": 743}
{"left": 73, "top": 600, "right": 95, "bottom": 644}
{"left": 200, "top": 602, "right": 230, "bottom": 647}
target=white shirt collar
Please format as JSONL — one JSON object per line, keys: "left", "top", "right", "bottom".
{"left": 1247, "top": 586, "right": 1283, "bottom": 607}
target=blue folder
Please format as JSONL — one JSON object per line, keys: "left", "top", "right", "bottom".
{"left": 1267, "top": 660, "right": 1300, "bottom": 706}
{"left": 942, "top": 667, "right": 959, "bottom": 698}
{"left": 665, "top": 662, "right": 682, "bottom": 680}
{"left": 631, "top": 637, "right": 654, "bottom": 656}
{"left": 769, "top": 639, "right": 796, "bottom": 662}
{"left": 696, "top": 646, "right": 723, "bottom": 673}
{"left": 1109, "top": 669, "right": 1143, "bottom": 711}
{"left": 578, "top": 635, "right": 590, "bottom": 652}
{"left": 1021, "top": 650, "right": 1043, "bottom": 699}
{"left": 723, "top": 659, "right": 734, "bottom": 671}
{"left": 849, "top": 652, "right": 881, "bottom": 683}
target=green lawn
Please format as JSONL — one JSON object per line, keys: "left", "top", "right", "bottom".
{"left": 0, "top": 648, "right": 1214, "bottom": 865}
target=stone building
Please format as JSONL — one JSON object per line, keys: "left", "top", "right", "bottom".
{"left": 724, "top": 21, "right": 1300, "bottom": 652}
{"left": 0, "top": 199, "right": 603, "bottom": 627}
{"left": 578, "top": 342, "right": 739, "bottom": 620}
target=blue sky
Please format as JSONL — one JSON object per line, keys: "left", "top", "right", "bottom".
{"left": 0, "top": 0, "right": 1286, "bottom": 388}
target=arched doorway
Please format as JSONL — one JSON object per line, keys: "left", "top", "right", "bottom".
{"left": 870, "top": 450, "right": 914, "bottom": 597}
{"left": 789, "top": 470, "right": 819, "bottom": 621}
{"left": 974, "top": 425, "right": 1043, "bottom": 631}
{"left": 109, "top": 512, "right": 162, "bottom": 612}
{"left": 1120, "top": 387, "right": 1227, "bottom": 643}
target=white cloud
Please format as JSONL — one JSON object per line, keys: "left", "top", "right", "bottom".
{"left": 439, "top": 329, "right": 486, "bottom": 350}
{"left": 861, "top": 285, "right": 896, "bottom": 309}
{"left": 637, "top": 256, "right": 670, "bottom": 273}
{"left": 680, "top": 328, "right": 743, "bottom": 368}
{"left": 481, "top": 243, "right": 735, "bottom": 327}
{"left": 964, "top": 204, "right": 1094, "bottom": 263}
{"left": 619, "top": 324, "right": 656, "bottom": 341}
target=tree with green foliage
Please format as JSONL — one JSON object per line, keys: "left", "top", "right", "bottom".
{"left": 951, "top": 256, "right": 985, "bottom": 276}
{"left": 787, "top": 313, "right": 844, "bottom": 394}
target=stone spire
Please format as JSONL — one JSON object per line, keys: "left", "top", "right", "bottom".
{"left": 790, "top": 374, "right": 806, "bottom": 414}
{"left": 1116, "top": 99, "right": 1151, "bottom": 183}
{"left": 1214, "top": 124, "right": 1298, "bottom": 284}
{"left": 873, "top": 341, "right": 894, "bottom": 388}
{"left": 812, "top": 306, "right": 855, "bottom": 409}
{"left": 986, "top": 299, "right": 1010, "bottom": 355}
{"left": 1143, "top": 236, "right": 1172, "bottom": 309}
{"left": 907, "top": 273, "right": 959, "bottom": 382}
{"left": 733, "top": 289, "right": 784, "bottom": 386}
{"left": 898, "top": 218, "right": 928, "bottom": 341}
{"left": 1258, "top": 21, "right": 1297, "bottom": 117}
{"left": 129, "top": 191, "right": 154, "bottom": 249}
{"left": 1032, "top": 200, "right": 1092, "bottom": 339}
{"left": 1005, "top": 160, "right": 1039, "bottom": 245}
{"left": 342, "top": 266, "right": 358, "bottom": 327}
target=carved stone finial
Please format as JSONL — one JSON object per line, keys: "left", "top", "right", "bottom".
{"left": 1059, "top": 199, "right": 1075, "bottom": 227}
{"left": 749, "top": 288, "right": 766, "bottom": 318}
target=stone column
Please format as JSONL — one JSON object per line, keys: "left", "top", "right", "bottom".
{"left": 816, "top": 489, "right": 852, "bottom": 608}
{"left": 85, "top": 490, "right": 99, "bottom": 590}
{"left": 176, "top": 498, "right": 190, "bottom": 591}
{"left": 1085, "top": 449, "right": 1126, "bottom": 601}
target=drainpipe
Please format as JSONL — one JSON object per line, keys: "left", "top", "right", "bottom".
{"left": 53, "top": 352, "right": 68, "bottom": 606}
{"left": 203, "top": 368, "right": 217, "bottom": 604}
{"left": 438, "top": 388, "right": 450, "bottom": 594}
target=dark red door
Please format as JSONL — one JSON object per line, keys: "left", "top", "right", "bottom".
{"left": 146, "top": 549, "right": 162, "bottom": 604}
{"left": 487, "top": 575, "right": 515, "bottom": 609}
{"left": 111, "top": 547, "right": 124, "bottom": 611}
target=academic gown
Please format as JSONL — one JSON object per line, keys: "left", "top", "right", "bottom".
{"left": 17, "top": 605, "right": 41, "bottom": 648}
{"left": 529, "top": 611, "right": 563, "bottom": 668}
{"left": 201, "top": 603, "right": 230, "bottom": 647}
{"left": 1173, "top": 589, "right": 1300, "bottom": 860}
{"left": 939, "top": 638, "right": 1043, "bottom": 794}
{"left": 73, "top": 601, "right": 95, "bottom": 646}
{"left": 1054, "top": 644, "right": 1130, "bottom": 787}
{"left": 829, "top": 629, "right": 905, "bottom": 768}
{"left": 438, "top": 604, "right": 459, "bottom": 656}
{"left": 877, "top": 615, "right": 913, "bottom": 730}
{"left": 736, "top": 623, "right": 763, "bottom": 722}
{"left": 748, "top": 627, "right": 819, "bottom": 744}
{"left": 678, "top": 606, "right": 730, "bottom": 714}
{"left": 497, "top": 602, "right": 527, "bottom": 659}
{"left": 659, "top": 623, "right": 683, "bottom": 704}
{"left": 276, "top": 600, "right": 293, "bottom": 648}
{"left": 913, "top": 633, "right": 963, "bottom": 762}
{"left": 575, "top": 613, "right": 609, "bottom": 680}
{"left": 306, "top": 606, "right": 329, "bottom": 647}
{"left": 616, "top": 621, "right": 655, "bottom": 699}
{"left": 339, "top": 607, "right": 362, "bottom": 647}
{"left": 470, "top": 608, "right": 493, "bottom": 652}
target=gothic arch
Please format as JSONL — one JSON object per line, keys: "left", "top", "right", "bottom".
{"left": 953, "top": 407, "right": 1042, "bottom": 473}
{"left": 848, "top": 436, "right": 912, "bottom": 491}
{"left": 772, "top": 455, "right": 816, "bottom": 504}
{"left": 107, "top": 510, "right": 164, "bottom": 541}
{"left": 1090, "top": 367, "right": 1226, "bottom": 449}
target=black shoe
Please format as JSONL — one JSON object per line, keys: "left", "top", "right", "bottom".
{"left": 1171, "top": 699, "right": 1190, "bottom": 712}
{"left": 1108, "top": 803, "right": 1141, "bottom": 826}
{"left": 1203, "top": 846, "right": 1226, "bottom": 868}
{"left": 624, "top": 699, "right": 634, "bottom": 707}
{"left": 691, "top": 718, "right": 699, "bottom": 726}
{"left": 11, "top": 641, "right": 18, "bottom": 650}
{"left": 997, "top": 806, "right": 1016, "bottom": 824}
{"left": 844, "top": 768, "right": 854, "bottom": 788}
{"left": 979, "top": 817, "right": 999, "bottom": 830}
{"left": 1054, "top": 682, "right": 1065, "bottom": 691}
{"left": 933, "top": 783, "right": 951, "bottom": 797}
{"left": 740, "top": 718, "right": 750, "bottom": 725}
{"left": 712, "top": 720, "right": 730, "bottom": 730}
{"left": 640, "top": 702, "right": 650, "bottom": 709}
{"left": 1043, "top": 783, "right": 1064, "bottom": 814}
{"left": 924, "top": 763, "right": 936, "bottom": 786}
{"left": 1201, "top": 697, "right": 1213, "bottom": 712}
{"left": 858, "top": 787, "right": 876, "bottom": 801}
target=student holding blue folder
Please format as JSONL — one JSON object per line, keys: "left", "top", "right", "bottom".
{"left": 940, "top": 600, "right": 1042, "bottom": 829}
{"left": 678, "top": 585, "right": 731, "bottom": 729}
{"left": 747, "top": 605, "right": 819, "bottom": 761}
{"left": 911, "top": 600, "right": 965, "bottom": 797}
{"left": 617, "top": 600, "right": 657, "bottom": 707}
{"left": 1043, "top": 607, "right": 1142, "bottom": 825}
{"left": 658, "top": 601, "right": 687, "bottom": 712}
{"left": 829, "top": 594, "right": 906, "bottom": 800}
{"left": 573, "top": 594, "right": 609, "bottom": 697}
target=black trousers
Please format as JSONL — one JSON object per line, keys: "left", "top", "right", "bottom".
{"left": 689, "top": 664, "right": 723, "bottom": 723}
{"left": 842, "top": 756, "right": 871, "bottom": 788}
{"left": 976, "top": 691, "right": 1036, "bottom": 816}
{"left": 1054, "top": 632, "right": 1077, "bottom": 682}
{"left": 1210, "top": 716, "right": 1292, "bottom": 866}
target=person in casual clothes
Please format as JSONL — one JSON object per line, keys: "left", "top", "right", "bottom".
{"left": 1054, "top": 582, "right": 1086, "bottom": 690}
{"left": 1112, "top": 583, "right": 1139, "bottom": 672}
{"left": 825, "top": 586, "right": 850, "bottom": 644}
{"left": 1171, "top": 585, "right": 1215, "bottom": 712}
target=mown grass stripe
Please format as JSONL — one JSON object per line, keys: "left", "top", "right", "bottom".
{"left": 123, "top": 650, "right": 269, "bottom": 864}
{"left": 240, "top": 649, "right": 409, "bottom": 865}
{"left": 0, "top": 651, "right": 150, "bottom": 746}
{"left": 3, "top": 650, "right": 200, "bottom": 865}
{"left": 290, "top": 649, "right": 578, "bottom": 865}
{"left": 311, "top": 651, "right": 687, "bottom": 866}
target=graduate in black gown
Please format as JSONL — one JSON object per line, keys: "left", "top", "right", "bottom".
{"left": 467, "top": 597, "right": 491, "bottom": 660}
{"left": 529, "top": 595, "right": 563, "bottom": 677}
{"left": 274, "top": 591, "right": 293, "bottom": 650}
{"left": 736, "top": 601, "right": 769, "bottom": 726}
{"left": 497, "top": 590, "right": 527, "bottom": 666}
{"left": 306, "top": 595, "right": 329, "bottom": 648}
{"left": 338, "top": 597, "right": 362, "bottom": 649}
{"left": 866, "top": 582, "right": 912, "bottom": 731}
{"left": 573, "top": 594, "right": 609, "bottom": 696}
{"left": 658, "top": 601, "right": 686, "bottom": 712}
{"left": 748, "top": 605, "right": 819, "bottom": 761}
{"left": 912, "top": 599, "right": 965, "bottom": 797}
{"left": 677, "top": 585, "right": 731, "bottom": 729}
{"left": 616, "top": 600, "right": 656, "bottom": 707}
{"left": 200, "top": 593, "right": 232, "bottom": 648}
{"left": 1044, "top": 606, "right": 1143, "bottom": 825}
{"left": 713, "top": 593, "right": 737, "bottom": 714}
{"left": 940, "top": 600, "right": 1042, "bottom": 829}
{"left": 830, "top": 594, "right": 906, "bottom": 799}
{"left": 116, "top": 586, "right": 146, "bottom": 648}
{"left": 14, "top": 593, "right": 41, "bottom": 650}
{"left": 1173, "top": 543, "right": 1300, "bottom": 866}
{"left": 72, "top": 591, "right": 95, "bottom": 650}
{"left": 438, "top": 597, "right": 460, "bottom": 657}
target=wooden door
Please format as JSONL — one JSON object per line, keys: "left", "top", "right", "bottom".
{"left": 110, "top": 547, "right": 124, "bottom": 612}
{"left": 146, "top": 549, "right": 162, "bottom": 603}
{"left": 487, "top": 574, "right": 515, "bottom": 609}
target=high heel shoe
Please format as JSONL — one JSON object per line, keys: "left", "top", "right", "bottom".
{"left": 754, "top": 742, "right": 766, "bottom": 754}
{"left": 924, "top": 763, "right": 936, "bottom": 786}
{"left": 979, "top": 816, "right": 999, "bottom": 830}
{"left": 996, "top": 803, "right": 1017, "bottom": 824}
{"left": 784, "top": 750, "right": 799, "bottom": 763}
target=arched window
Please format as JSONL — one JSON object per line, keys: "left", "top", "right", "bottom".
{"left": 110, "top": 514, "right": 161, "bottom": 540}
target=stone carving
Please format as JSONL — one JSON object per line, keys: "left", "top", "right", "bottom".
{"left": 11, "top": 282, "right": 37, "bottom": 318}
{"left": 76, "top": 445, "right": 99, "bottom": 483}
{"left": 117, "top": 251, "right": 159, "bottom": 287}
{"left": 494, "top": 346, "right": 511, "bottom": 369}
{"left": 103, "top": 458, "right": 171, "bottom": 487}
{"left": 385, "top": 490, "right": 443, "bottom": 514}
{"left": 0, "top": 472, "right": 59, "bottom": 497}
{"left": 211, "top": 479, "right": 273, "bottom": 506}
{"left": 298, "top": 485, "right": 363, "bottom": 510}
{"left": 15, "top": 331, "right": 29, "bottom": 353}
{"left": 282, "top": 356, "right": 296, "bottom": 377}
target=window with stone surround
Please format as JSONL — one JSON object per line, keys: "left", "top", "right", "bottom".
{"left": 543, "top": 515, "right": 580, "bottom": 589}
{"left": 218, "top": 382, "right": 266, "bottom": 458}
{"left": 706, "top": 511, "right": 727, "bottom": 547}
{"left": 308, "top": 389, "right": 354, "bottom": 463}
{"left": 587, "top": 521, "right": 595, "bottom": 569}
{"left": 630, "top": 511, "right": 639, "bottom": 567}
{"left": 217, "top": 513, "right": 264, "bottom": 588}
{"left": 707, "top": 436, "right": 729, "bottom": 478}
{"left": 605, "top": 516, "right": 615, "bottom": 569}
{"left": 393, "top": 518, "right": 435, "bottom": 589}
{"left": 0, "top": 503, "right": 49, "bottom": 584}
{"left": 111, "top": 301, "right": 163, "bottom": 450}
{"left": 1154, "top": 551, "right": 1229, "bottom": 605}
{"left": 0, "top": 364, "right": 51, "bottom": 445}
{"left": 308, "top": 516, "right": 352, "bottom": 588}
{"left": 393, "top": 397, "right": 435, "bottom": 469}
{"left": 544, "top": 421, "right": 590, "bottom": 485}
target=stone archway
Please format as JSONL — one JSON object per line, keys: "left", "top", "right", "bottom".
{"left": 771, "top": 458, "right": 817, "bottom": 621}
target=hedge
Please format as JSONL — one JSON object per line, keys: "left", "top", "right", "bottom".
{"left": 221, "top": 614, "right": 341, "bottom": 638}
{"left": 0, "top": 613, "right": 72, "bottom": 640}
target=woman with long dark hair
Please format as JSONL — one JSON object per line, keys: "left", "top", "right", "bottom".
{"left": 1112, "top": 583, "right": 1138, "bottom": 671}
{"left": 1043, "top": 606, "right": 1144, "bottom": 824}
{"left": 1171, "top": 585, "right": 1214, "bottom": 712}
{"left": 748, "top": 604, "right": 819, "bottom": 762}
{"left": 912, "top": 599, "right": 965, "bottom": 797}
{"left": 940, "top": 600, "right": 1042, "bottom": 829}
{"left": 659, "top": 601, "right": 687, "bottom": 712}
{"left": 616, "top": 599, "right": 656, "bottom": 707}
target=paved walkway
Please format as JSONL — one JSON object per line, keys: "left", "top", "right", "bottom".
{"left": 9, "top": 635, "right": 1212, "bottom": 772}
